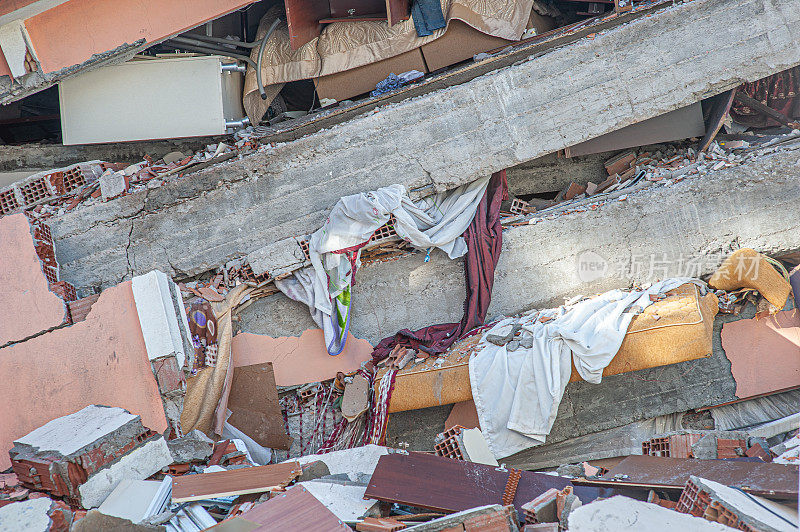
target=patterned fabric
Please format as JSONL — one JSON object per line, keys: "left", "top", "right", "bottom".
{"left": 730, "top": 67, "right": 800, "bottom": 128}
{"left": 243, "top": 0, "right": 536, "bottom": 123}
{"left": 188, "top": 300, "right": 218, "bottom": 369}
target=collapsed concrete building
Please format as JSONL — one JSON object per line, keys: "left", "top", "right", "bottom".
{"left": 0, "top": 0, "right": 799, "bottom": 529}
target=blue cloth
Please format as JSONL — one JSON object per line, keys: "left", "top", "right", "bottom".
{"left": 371, "top": 73, "right": 403, "bottom": 97}
{"left": 411, "top": 0, "right": 446, "bottom": 37}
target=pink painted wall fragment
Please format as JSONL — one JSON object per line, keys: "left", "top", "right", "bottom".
{"left": 721, "top": 309, "right": 800, "bottom": 400}
{"left": 232, "top": 330, "right": 373, "bottom": 386}
{"left": 0, "top": 213, "right": 66, "bottom": 345}
{"left": 24, "top": 0, "right": 255, "bottom": 73}
{"left": 0, "top": 280, "right": 167, "bottom": 470}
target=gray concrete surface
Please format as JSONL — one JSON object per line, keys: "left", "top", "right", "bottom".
{"left": 507, "top": 152, "right": 610, "bottom": 197}
{"left": 51, "top": 0, "right": 800, "bottom": 290}
{"left": 237, "top": 147, "right": 800, "bottom": 345}
{"left": 233, "top": 147, "right": 800, "bottom": 455}
{"left": 0, "top": 137, "right": 224, "bottom": 172}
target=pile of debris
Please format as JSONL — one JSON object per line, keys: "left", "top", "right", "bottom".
{"left": 0, "top": 161, "right": 798, "bottom": 530}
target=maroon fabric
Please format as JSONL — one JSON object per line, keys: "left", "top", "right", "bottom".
{"left": 371, "top": 170, "right": 508, "bottom": 362}
{"left": 730, "top": 66, "right": 800, "bottom": 127}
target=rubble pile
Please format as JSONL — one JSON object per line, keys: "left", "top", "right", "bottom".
{"left": 1, "top": 11, "right": 800, "bottom": 531}
{"left": 0, "top": 148, "right": 798, "bottom": 530}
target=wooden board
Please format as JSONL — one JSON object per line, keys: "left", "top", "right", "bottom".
{"left": 364, "top": 452, "right": 617, "bottom": 516}
{"left": 172, "top": 462, "right": 302, "bottom": 502}
{"left": 572, "top": 455, "right": 800, "bottom": 500}
{"left": 698, "top": 88, "right": 736, "bottom": 152}
{"left": 228, "top": 362, "right": 292, "bottom": 450}
{"left": 285, "top": 0, "right": 329, "bottom": 50}
{"left": 385, "top": 0, "right": 410, "bottom": 26}
{"left": 211, "top": 486, "right": 351, "bottom": 531}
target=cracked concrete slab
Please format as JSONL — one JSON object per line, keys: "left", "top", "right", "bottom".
{"left": 50, "top": 0, "right": 800, "bottom": 291}
{"left": 238, "top": 147, "right": 800, "bottom": 345}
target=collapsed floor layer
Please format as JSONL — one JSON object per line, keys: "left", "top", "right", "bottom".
{"left": 49, "top": 0, "right": 800, "bottom": 290}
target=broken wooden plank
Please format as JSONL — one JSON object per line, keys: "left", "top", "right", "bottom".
{"left": 228, "top": 362, "right": 292, "bottom": 450}
{"left": 171, "top": 462, "right": 302, "bottom": 502}
{"left": 214, "top": 485, "right": 351, "bottom": 531}
{"left": 363, "top": 452, "right": 612, "bottom": 516}
{"left": 572, "top": 456, "right": 799, "bottom": 500}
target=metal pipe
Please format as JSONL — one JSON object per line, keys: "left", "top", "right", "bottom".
{"left": 166, "top": 41, "right": 257, "bottom": 69}
{"left": 185, "top": 34, "right": 260, "bottom": 48}
{"left": 256, "top": 18, "right": 282, "bottom": 100}
{"left": 221, "top": 63, "right": 247, "bottom": 73}
{"left": 226, "top": 117, "right": 251, "bottom": 129}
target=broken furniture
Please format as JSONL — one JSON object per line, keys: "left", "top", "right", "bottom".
{"left": 380, "top": 282, "right": 719, "bottom": 412}
{"left": 364, "top": 451, "right": 613, "bottom": 517}
{"left": 209, "top": 484, "right": 351, "bottom": 531}
{"left": 171, "top": 461, "right": 302, "bottom": 502}
{"left": 572, "top": 455, "right": 800, "bottom": 500}
{"left": 286, "top": 0, "right": 410, "bottom": 49}
{"left": 243, "top": 0, "right": 552, "bottom": 122}
{"left": 59, "top": 55, "right": 247, "bottom": 144}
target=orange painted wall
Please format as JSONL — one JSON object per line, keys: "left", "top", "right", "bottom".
{"left": 0, "top": 281, "right": 168, "bottom": 470}
{"left": 0, "top": 44, "right": 14, "bottom": 78}
{"left": 23, "top": 0, "right": 255, "bottom": 73}
{"left": 0, "top": 0, "right": 42, "bottom": 18}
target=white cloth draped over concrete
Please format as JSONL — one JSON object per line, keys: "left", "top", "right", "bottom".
{"left": 277, "top": 176, "right": 492, "bottom": 355}
{"left": 469, "top": 278, "right": 705, "bottom": 459}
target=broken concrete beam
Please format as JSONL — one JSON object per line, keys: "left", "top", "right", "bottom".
{"left": 749, "top": 413, "right": 800, "bottom": 439}
{"left": 0, "top": 214, "right": 68, "bottom": 346}
{"left": 708, "top": 389, "right": 800, "bottom": 431}
{"left": 676, "top": 476, "right": 798, "bottom": 532}
{"left": 51, "top": 0, "right": 800, "bottom": 290}
{"left": 266, "top": 146, "right": 800, "bottom": 343}
{"left": 9, "top": 405, "right": 172, "bottom": 509}
{"left": 569, "top": 496, "right": 735, "bottom": 532}
{"left": 246, "top": 142, "right": 800, "bottom": 452}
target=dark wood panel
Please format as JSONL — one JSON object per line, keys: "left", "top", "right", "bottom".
{"left": 285, "top": 0, "right": 329, "bottom": 49}
{"left": 574, "top": 455, "right": 799, "bottom": 500}
{"left": 385, "top": 0, "right": 409, "bottom": 25}
{"left": 243, "top": 486, "right": 351, "bottom": 532}
{"left": 329, "top": 0, "right": 385, "bottom": 18}
{"left": 228, "top": 362, "right": 292, "bottom": 450}
{"left": 319, "top": 15, "right": 385, "bottom": 23}
{"left": 364, "top": 452, "right": 614, "bottom": 516}
{"left": 172, "top": 462, "right": 302, "bottom": 502}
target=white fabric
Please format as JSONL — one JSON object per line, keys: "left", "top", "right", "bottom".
{"left": 278, "top": 176, "right": 492, "bottom": 354}
{"left": 469, "top": 278, "right": 704, "bottom": 459}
